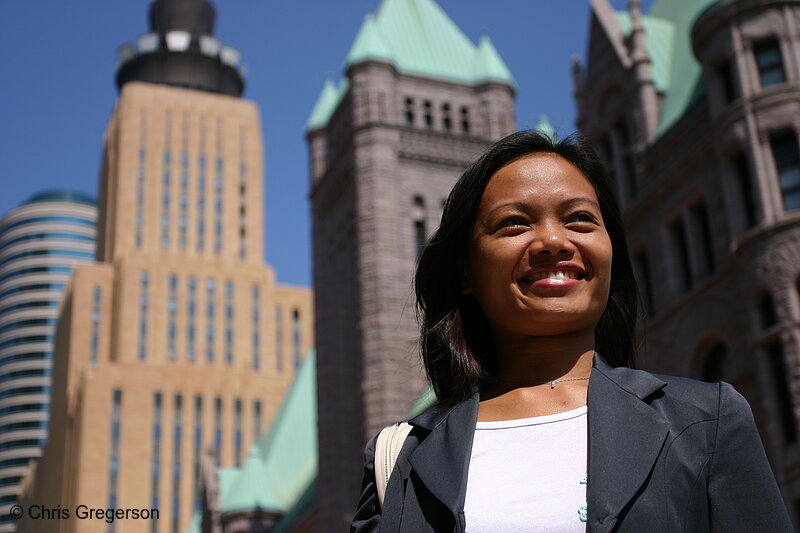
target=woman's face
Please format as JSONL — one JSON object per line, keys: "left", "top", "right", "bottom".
{"left": 464, "top": 152, "right": 613, "bottom": 341}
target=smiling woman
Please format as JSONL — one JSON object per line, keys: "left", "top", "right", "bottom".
{"left": 351, "top": 130, "right": 793, "bottom": 532}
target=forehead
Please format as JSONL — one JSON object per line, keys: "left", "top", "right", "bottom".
{"left": 481, "top": 153, "right": 598, "bottom": 206}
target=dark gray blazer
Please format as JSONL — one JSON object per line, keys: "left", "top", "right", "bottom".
{"left": 351, "top": 354, "right": 794, "bottom": 532}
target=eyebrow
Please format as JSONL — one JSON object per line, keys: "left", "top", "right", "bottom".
{"left": 484, "top": 196, "right": 601, "bottom": 219}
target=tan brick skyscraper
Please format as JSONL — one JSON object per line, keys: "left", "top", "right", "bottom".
{"left": 20, "top": 1, "right": 312, "bottom": 532}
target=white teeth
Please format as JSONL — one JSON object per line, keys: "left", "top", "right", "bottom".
{"left": 529, "top": 270, "right": 580, "bottom": 282}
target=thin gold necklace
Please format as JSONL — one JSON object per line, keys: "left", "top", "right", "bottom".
{"left": 543, "top": 376, "right": 590, "bottom": 389}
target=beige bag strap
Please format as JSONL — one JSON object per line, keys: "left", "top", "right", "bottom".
{"left": 374, "top": 422, "right": 413, "bottom": 508}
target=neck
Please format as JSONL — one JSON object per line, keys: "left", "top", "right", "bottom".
{"left": 482, "top": 328, "right": 595, "bottom": 400}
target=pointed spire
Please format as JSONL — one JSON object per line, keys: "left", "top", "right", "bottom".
{"left": 472, "top": 34, "right": 516, "bottom": 87}
{"left": 306, "top": 76, "right": 346, "bottom": 132}
{"left": 346, "top": 12, "right": 394, "bottom": 68}
{"left": 628, "top": 0, "right": 658, "bottom": 142}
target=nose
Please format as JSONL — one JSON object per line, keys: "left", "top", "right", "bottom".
{"left": 528, "top": 223, "right": 574, "bottom": 256}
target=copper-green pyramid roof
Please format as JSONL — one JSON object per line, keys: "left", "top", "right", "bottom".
{"left": 306, "top": 0, "right": 515, "bottom": 132}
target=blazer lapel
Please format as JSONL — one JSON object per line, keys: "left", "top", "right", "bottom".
{"left": 587, "top": 355, "right": 669, "bottom": 532}
{"left": 406, "top": 392, "right": 479, "bottom": 529}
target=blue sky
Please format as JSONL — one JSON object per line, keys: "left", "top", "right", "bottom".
{"left": 0, "top": 1, "right": 652, "bottom": 287}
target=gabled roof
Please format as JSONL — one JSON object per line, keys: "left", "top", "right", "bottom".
{"left": 306, "top": 0, "right": 515, "bottom": 132}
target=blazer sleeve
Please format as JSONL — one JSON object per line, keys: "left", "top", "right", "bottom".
{"left": 350, "top": 432, "right": 381, "bottom": 533}
{"left": 708, "top": 382, "right": 794, "bottom": 532}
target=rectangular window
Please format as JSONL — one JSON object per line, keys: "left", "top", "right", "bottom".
{"left": 292, "top": 309, "right": 301, "bottom": 369}
{"left": 187, "top": 277, "right": 196, "bottom": 362}
{"left": 734, "top": 154, "right": 758, "bottom": 228}
{"left": 136, "top": 138, "right": 146, "bottom": 249}
{"left": 765, "top": 340, "right": 798, "bottom": 444}
{"left": 139, "top": 272, "right": 149, "bottom": 360}
{"left": 197, "top": 155, "right": 206, "bottom": 252}
{"left": 239, "top": 160, "right": 247, "bottom": 260}
{"left": 193, "top": 396, "right": 202, "bottom": 510}
{"left": 404, "top": 98, "right": 414, "bottom": 127}
{"left": 108, "top": 389, "right": 122, "bottom": 533}
{"left": 90, "top": 286, "right": 101, "bottom": 365}
{"left": 669, "top": 218, "right": 692, "bottom": 292}
{"left": 180, "top": 151, "right": 189, "bottom": 250}
{"left": 162, "top": 149, "right": 172, "bottom": 248}
{"left": 234, "top": 398, "right": 242, "bottom": 466}
{"left": 168, "top": 275, "right": 178, "bottom": 360}
{"left": 225, "top": 281, "right": 234, "bottom": 365}
{"left": 206, "top": 279, "right": 216, "bottom": 363}
{"left": 214, "top": 397, "right": 222, "bottom": 464}
{"left": 755, "top": 39, "right": 786, "bottom": 88}
{"left": 252, "top": 286, "right": 261, "bottom": 371}
{"left": 689, "top": 201, "right": 715, "bottom": 277}
{"left": 633, "top": 251, "right": 655, "bottom": 317}
{"left": 172, "top": 394, "right": 182, "bottom": 533}
{"left": 254, "top": 400, "right": 262, "bottom": 440}
{"left": 275, "top": 306, "right": 282, "bottom": 372}
{"left": 771, "top": 134, "right": 800, "bottom": 211}
{"left": 214, "top": 157, "right": 224, "bottom": 255}
{"left": 151, "top": 393, "right": 162, "bottom": 533}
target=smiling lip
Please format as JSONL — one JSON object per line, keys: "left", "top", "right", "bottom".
{"left": 520, "top": 263, "right": 587, "bottom": 289}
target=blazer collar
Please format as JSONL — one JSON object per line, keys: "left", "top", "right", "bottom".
{"left": 587, "top": 354, "right": 669, "bottom": 531}
{"left": 406, "top": 391, "right": 480, "bottom": 520}
{"left": 404, "top": 354, "right": 670, "bottom": 531}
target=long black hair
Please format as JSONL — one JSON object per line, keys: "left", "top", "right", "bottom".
{"left": 414, "top": 130, "right": 639, "bottom": 407}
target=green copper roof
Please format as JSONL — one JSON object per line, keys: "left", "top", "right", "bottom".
{"left": 306, "top": 77, "right": 349, "bottom": 132}
{"left": 220, "top": 449, "right": 284, "bottom": 514}
{"left": 408, "top": 385, "right": 438, "bottom": 418}
{"left": 307, "top": 0, "right": 515, "bottom": 132}
{"left": 260, "top": 349, "right": 318, "bottom": 508}
{"left": 346, "top": 12, "right": 394, "bottom": 66}
{"left": 535, "top": 115, "right": 558, "bottom": 142}
{"left": 215, "top": 349, "right": 317, "bottom": 517}
{"left": 472, "top": 34, "right": 515, "bottom": 86}
{"left": 647, "top": 0, "right": 717, "bottom": 136}
{"left": 614, "top": 11, "right": 675, "bottom": 94}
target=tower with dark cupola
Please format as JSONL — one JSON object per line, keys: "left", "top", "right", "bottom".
{"left": 18, "top": 2, "right": 313, "bottom": 532}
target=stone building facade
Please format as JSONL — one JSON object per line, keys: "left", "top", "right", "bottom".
{"left": 576, "top": 0, "right": 800, "bottom": 524}
{"left": 305, "top": 0, "right": 516, "bottom": 527}
{"left": 18, "top": 2, "right": 313, "bottom": 533}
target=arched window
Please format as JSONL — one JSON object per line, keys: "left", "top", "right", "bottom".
{"left": 423, "top": 101, "right": 433, "bottom": 129}
{"left": 460, "top": 106, "right": 470, "bottom": 134}
{"left": 404, "top": 97, "right": 414, "bottom": 126}
{"left": 758, "top": 290, "right": 778, "bottom": 329}
{"left": 701, "top": 343, "right": 726, "bottom": 383}
{"left": 442, "top": 103, "right": 452, "bottom": 132}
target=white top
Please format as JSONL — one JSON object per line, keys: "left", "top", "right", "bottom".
{"left": 464, "top": 406, "right": 589, "bottom": 532}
